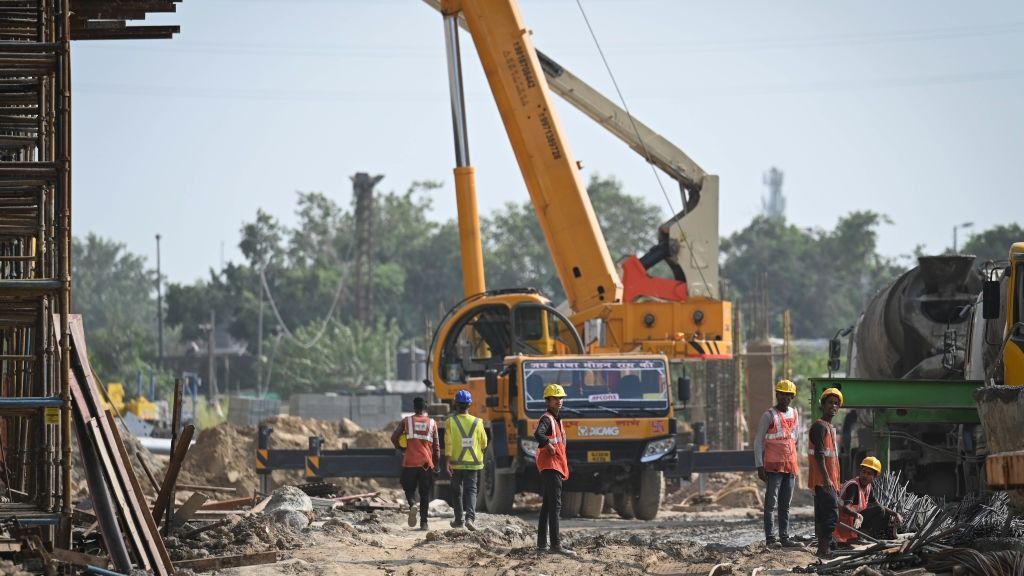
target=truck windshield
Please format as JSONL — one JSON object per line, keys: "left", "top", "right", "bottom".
{"left": 523, "top": 358, "right": 669, "bottom": 416}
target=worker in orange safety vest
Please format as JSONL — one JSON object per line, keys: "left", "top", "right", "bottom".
{"left": 809, "top": 387, "right": 843, "bottom": 558}
{"left": 834, "top": 456, "right": 903, "bottom": 545}
{"left": 754, "top": 379, "right": 803, "bottom": 548}
{"left": 533, "top": 384, "right": 575, "bottom": 557}
{"left": 391, "top": 397, "right": 440, "bottom": 531}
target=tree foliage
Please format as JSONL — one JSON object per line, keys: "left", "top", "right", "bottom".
{"left": 72, "top": 234, "right": 159, "bottom": 383}
{"left": 483, "top": 173, "right": 664, "bottom": 303}
{"left": 720, "top": 212, "right": 904, "bottom": 338}
{"left": 961, "top": 224, "right": 1024, "bottom": 264}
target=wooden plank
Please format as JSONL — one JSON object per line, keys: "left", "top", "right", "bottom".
{"left": 105, "top": 412, "right": 174, "bottom": 575}
{"left": 67, "top": 316, "right": 171, "bottom": 576}
{"left": 136, "top": 450, "right": 161, "bottom": 493}
{"left": 199, "top": 496, "right": 255, "bottom": 511}
{"left": 49, "top": 547, "right": 109, "bottom": 569}
{"left": 247, "top": 496, "right": 272, "bottom": 517}
{"left": 172, "top": 551, "right": 280, "bottom": 573}
{"left": 177, "top": 484, "right": 236, "bottom": 494}
{"left": 170, "top": 493, "right": 208, "bottom": 529}
{"left": 151, "top": 424, "right": 194, "bottom": 525}
{"left": 86, "top": 419, "right": 151, "bottom": 571}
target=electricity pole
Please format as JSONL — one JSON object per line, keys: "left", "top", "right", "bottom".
{"left": 156, "top": 234, "right": 164, "bottom": 368}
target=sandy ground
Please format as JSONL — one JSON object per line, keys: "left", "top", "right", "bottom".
{"left": 212, "top": 506, "right": 818, "bottom": 576}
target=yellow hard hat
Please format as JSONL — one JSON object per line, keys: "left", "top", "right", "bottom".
{"left": 775, "top": 379, "right": 797, "bottom": 395}
{"left": 820, "top": 387, "right": 844, "bottom": 406}
{"left": 860, "top": 456, "right": 882, "bottom": 474}
{"left": 543, "top": 384, "right": 567, "bottom": 398}
{"left": 399, "top": 434, "right": 408, "bottom": 448}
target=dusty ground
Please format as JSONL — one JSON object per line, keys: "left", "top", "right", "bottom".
{"left": 209, "top": 505, "right": 817, "bottom": 576}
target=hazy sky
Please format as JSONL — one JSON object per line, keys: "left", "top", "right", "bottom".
{"left": 71, "top": 0, "right": 1023, "bottom": 283}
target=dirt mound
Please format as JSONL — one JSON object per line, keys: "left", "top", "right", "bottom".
{"left": 350, "top": 430, "right": 392, "bottom": 449}
{"left": 262, "top": 415, "right": 340, "bottom": 445}
{"left": 177, "top": 418, "right": 398, "bottom": 499}
{"left": 177, "top": 423, "right": 258, "bottom": 497}
{"left": 165, "top": 514, "right": 310, "bottom": 561}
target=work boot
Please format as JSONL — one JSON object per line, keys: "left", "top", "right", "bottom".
{"left": 407, "top": 504, "right": 417, "bottom": 528}
{"left": 465, "top": 520, "right": 477, "bottom": 532}
{"left": 450, "top": 519, "right": 464, "bottom": 529}
{"left": 765, "top": 537, "right": 779, "bottom": 548}
{"left": 549, "top": 545, "right": 577, "bottom": 557}
{"left": 419, "top": 520, "right": 429, "bottom": 531}
{"left": 780, "top": 538, "right": 803, "bottom": 548}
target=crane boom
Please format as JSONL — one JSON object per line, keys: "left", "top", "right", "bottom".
{"left": 423, "top": 0, "right": 720, "bottom": 298}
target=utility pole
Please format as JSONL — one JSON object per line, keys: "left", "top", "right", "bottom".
{"left": 257, "top": 277, "right": 264, "bottom": 396}
{"left": 352, "top": 172, "right": 384, "bottom": 325}
{"left": 953, "top": 221, "right": 973, "bottom": 254}
{"left": 207, "top": 310, "right": 218, "bottom": 403}
{"left": 156, "top": 234, "right": 164, "bottom": 368}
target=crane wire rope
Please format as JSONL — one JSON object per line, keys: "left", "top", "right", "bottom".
{"left": 258, "top": 238, "right": 356, "bottom": 350}
{"left": 574, "top": 0, "right": 715, "bottom": 299}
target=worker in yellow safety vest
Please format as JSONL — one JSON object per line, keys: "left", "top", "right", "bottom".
{"left": 445, "top": 389, "right": 488, "bottom": 531}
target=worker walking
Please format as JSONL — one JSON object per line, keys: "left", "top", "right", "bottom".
{"left": 834, "top": 457, "right": 903, "bottom": 545}
{"left": 391, "top": 397, "right": 440, "bottom": 531}
{"left": 533, "top": 384, "right": 576, "bottom": 556}
{"left": 445, "top": 390, "right": 488, "bottom": 531}
{"left": 810, "top": 388, "right": 843, "bottom": 558}
{"left": 754, "top": 379, "right": 803, "bottom": 548}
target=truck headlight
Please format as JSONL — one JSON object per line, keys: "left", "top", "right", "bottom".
{"left": 641, "top": 437, "right": 676, "bottom": 463}
{"left": 520, "top": 439, "right": 539, "bottom": 457}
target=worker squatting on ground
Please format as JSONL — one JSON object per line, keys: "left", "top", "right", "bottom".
{"left": 391, "top": 397, "right": 440, "bottom": 531}
{"left": 835, "top": 456, "right": 903, "bottom": 546}
{"left": 754, "top": 379, "right": 803, "bottom": 549}
{"left": 444, "top": 390, "right": 488, "bottom": 531}
{"left": 532, "top": 384, "right": 576, "bottom": 556}
{"left": 809, "top": 387, "right": 843, "bottom": 558}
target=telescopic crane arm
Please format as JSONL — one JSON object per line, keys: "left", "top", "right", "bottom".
{"left": 424, "top": 0, "right": 721, "bottom": 299}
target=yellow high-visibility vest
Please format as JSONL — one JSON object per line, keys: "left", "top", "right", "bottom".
{"left": 445, "top": 414, "right": 487, "bottom": 471}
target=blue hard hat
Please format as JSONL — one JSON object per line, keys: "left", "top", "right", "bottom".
{"left": 455, "top": 390, "right": 473, "bottom": 405}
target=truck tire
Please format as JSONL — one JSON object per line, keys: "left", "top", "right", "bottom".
{"left": 580, "top": 492, "right": 604, "bottom": 518}
{"left": 561, "top": 491, "right": 583, "bottom": 518}
{"left": 632, "top": 469, "right": 664, "bottom": 521}
{"left": 481, "top": 448, "right": 514, "bottom": 514}
{"left": 613, "top": 492, "right": 635, "bottom": 519}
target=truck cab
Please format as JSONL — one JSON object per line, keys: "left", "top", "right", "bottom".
{"left": 429, "top": 288, "right": 676, "bottom": 519}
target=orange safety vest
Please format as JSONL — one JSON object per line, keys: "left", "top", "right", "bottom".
{"left": 763, "top": 407, "right": 799, "bottom": 475}
{"left": 402, "top": 414, "right": 436, "bottom": 469}
{"left": 535, "top": 412, "right": 569, "bottom": 480}
{"left": 835, "top": 479, "right": 871, "bottom": 543}
{"left": 808, "top": 420, "right": 840, "bottom": 489}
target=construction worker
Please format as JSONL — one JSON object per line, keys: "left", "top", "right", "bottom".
{"left": 834, "top": 457, "right": 903, "bottom": 545}
{"left": 445, "top": 390, "right": 488, "bottom": 531}
{"left": 391, "top": 397, "right": 440, "bottom": 531}
{"left": 754, "top": 379, "right": 802, "bottom": 548}
{"left": 809, "top": 387, "right": 843, "bottom": 558}
{"left": 533, "top": 384, "right": 576, "bottom": 556}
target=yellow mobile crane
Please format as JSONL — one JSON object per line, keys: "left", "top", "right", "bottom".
{"left": 425, "top": 0, "right": 733, "bottom": 518}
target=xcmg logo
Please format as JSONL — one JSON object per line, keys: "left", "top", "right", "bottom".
{"left": 576, "top": 425, "right": 620, "bottom": 437}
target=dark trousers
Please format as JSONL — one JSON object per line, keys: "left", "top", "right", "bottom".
{"left": 401, "top": 467, "right": 434, "bottom": 523}
{"left": 450, "top": 469, "right": 479, "bottom": 523}
{"left": 814, "top": 485, "right": 840, "bottom": 550}
{"left": 763, "top": 472, "right": 795, "bottom": 541}
{"left": 537, "top": 469, "right": 563, "bottom": 548}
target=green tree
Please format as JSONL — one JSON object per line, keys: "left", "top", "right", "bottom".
{"left": 72, "top": 234, "right": 158, "bottom": 383}
{"left": 483, "top": 173, "right": 664, "bottom": 303}
{"left": 720, "top": 212, "right": 902, "bottom": 338}
{"left": 270, "top": 319, "right": 402, "bottom": 396}
{"left": 961, "top": 224, "right": 1024, "bottom": 264}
